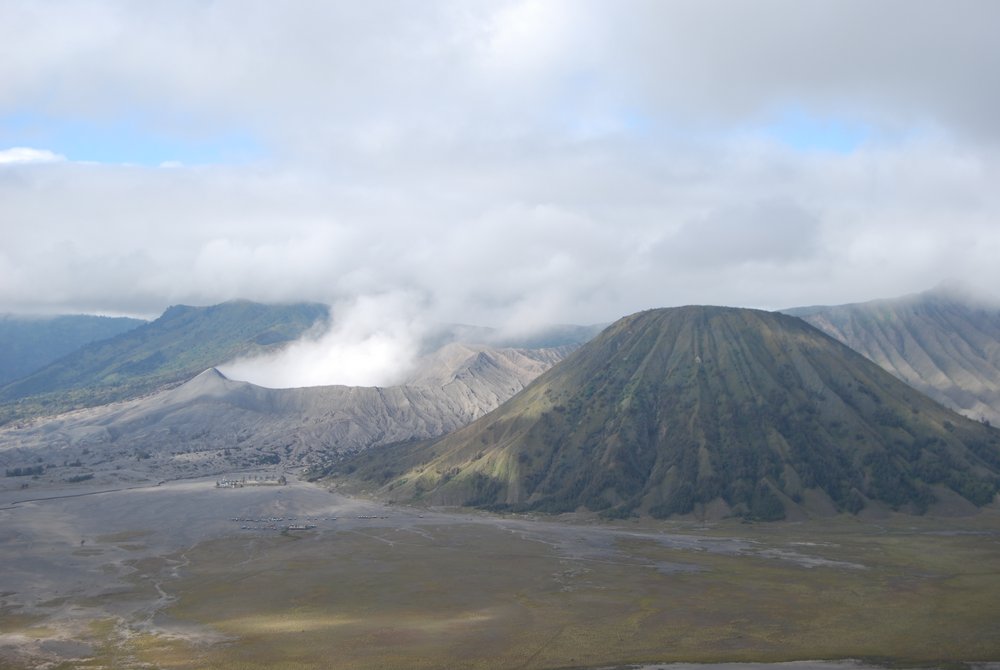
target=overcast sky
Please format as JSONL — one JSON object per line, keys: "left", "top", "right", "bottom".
{"left": 3, "top": 0, "right": 999, "bottom": 334}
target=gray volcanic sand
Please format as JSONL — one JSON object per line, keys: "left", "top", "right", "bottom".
{"left": 0, "top": 476, "right": 852, "bottom": 616}
{"left": 0, "top": 476, "right": 357, "bottom": 664}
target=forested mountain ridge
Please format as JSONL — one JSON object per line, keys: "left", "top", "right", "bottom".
{"left": 0, "top": 300, "right": 329, "bottom": 425}
{"left": 0, "top": 314, "right": 144, "bottom": 385}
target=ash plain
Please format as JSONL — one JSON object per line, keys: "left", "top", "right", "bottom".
{"left": 2, "top": 473, "right": 1000, "bottom": 669}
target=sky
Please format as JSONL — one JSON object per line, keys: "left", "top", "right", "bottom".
{"left": 2, "top": 1, "right": 1000, "bottom": 385}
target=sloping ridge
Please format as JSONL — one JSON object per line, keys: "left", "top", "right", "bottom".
{"left": 160, "top": 367, "right": 236, "bottom": 403}
{"left": 0, "top": 313, "right": 144, "bottom": 386}
{"left": 0, "top": 344, "right": 573, "bottom": 481}
{"left": 787, "top": 287, "right": 1000, "bottom": 425}
{"left": 0, "top": 300, "right": 329, "bottom": 425}
{"left": 346, "top": 306, "right": 1000, "bottom": 520}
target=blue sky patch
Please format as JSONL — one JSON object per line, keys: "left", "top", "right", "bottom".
{"left": 0, "top": 112, "right": 266, "bottom": 166}
{"left": 761, "top": 108, "right": 870, "bottom": 153}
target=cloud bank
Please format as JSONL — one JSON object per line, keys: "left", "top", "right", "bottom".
{"left": 2, "top": 1, "right": 1000, "bottom": 384}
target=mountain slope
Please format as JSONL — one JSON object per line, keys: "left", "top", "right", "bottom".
{"left": 787, "top": 287, "right": 1000, "bottom": 425}
{"left": 0, "top": 314, "right": 145, "bottom": 385}
{"left": 343, "top": 306, "right": 1000, "bottom": 520}
{"left": 0, "top": 344, "right": 571, "bottom": 487}
{"left": 0, "top": 300, "right": 328, "bottom": 425}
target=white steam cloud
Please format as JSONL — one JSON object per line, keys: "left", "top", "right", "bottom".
{"left": 219, "top": 293, "right": 429, "bottom": 388}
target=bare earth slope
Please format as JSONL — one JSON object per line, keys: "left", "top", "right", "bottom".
{"left": 787, "top": 287, "right": 1000, "bottom": 424}
{"left": 0, "top": 343, "right": 572, "bottom": 490}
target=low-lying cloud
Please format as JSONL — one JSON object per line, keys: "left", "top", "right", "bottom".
{"left": 2, "top": 0, "right": 1000, "bottom": 385}
{"left": 3, "top": 135, "right": 1000, "bottom": 325}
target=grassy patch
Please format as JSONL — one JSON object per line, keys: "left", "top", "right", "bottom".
{"left": 141, "top": 515, "right": 1000, "bottom": 669}
{"left": 6, "top": 512, "right": 1000, "bottom": 669}
{"left": 17, "top": 625, "right": 59, "bottom": 639}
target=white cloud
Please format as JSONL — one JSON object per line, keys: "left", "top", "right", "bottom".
{"left": 657, "top": 198, "right": 822, "bottom": 268}
{"left": 0, "top": 0, "right": 998, "bottom": 375}
{"left": 0, "top": 147, "right": 65, "bottom": 164}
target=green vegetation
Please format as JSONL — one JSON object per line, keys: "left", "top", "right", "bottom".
{"left": 5, "top": 464, "right": 44, "bottom": 477}
{"left": 0, "top": 313, "right": 144, "bottom": 386}
{"left": 64, "top": 473, "right": 94, "bottom": 483}
{"left": 340, "top": 306, "right": 1000, "bottom": 520}
{"left": 0, "top": 300, "right": 328, "bottom": 425}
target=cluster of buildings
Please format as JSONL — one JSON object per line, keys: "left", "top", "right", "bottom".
{"left": 215, "top": 473, "right": 288, "bottom": 488}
